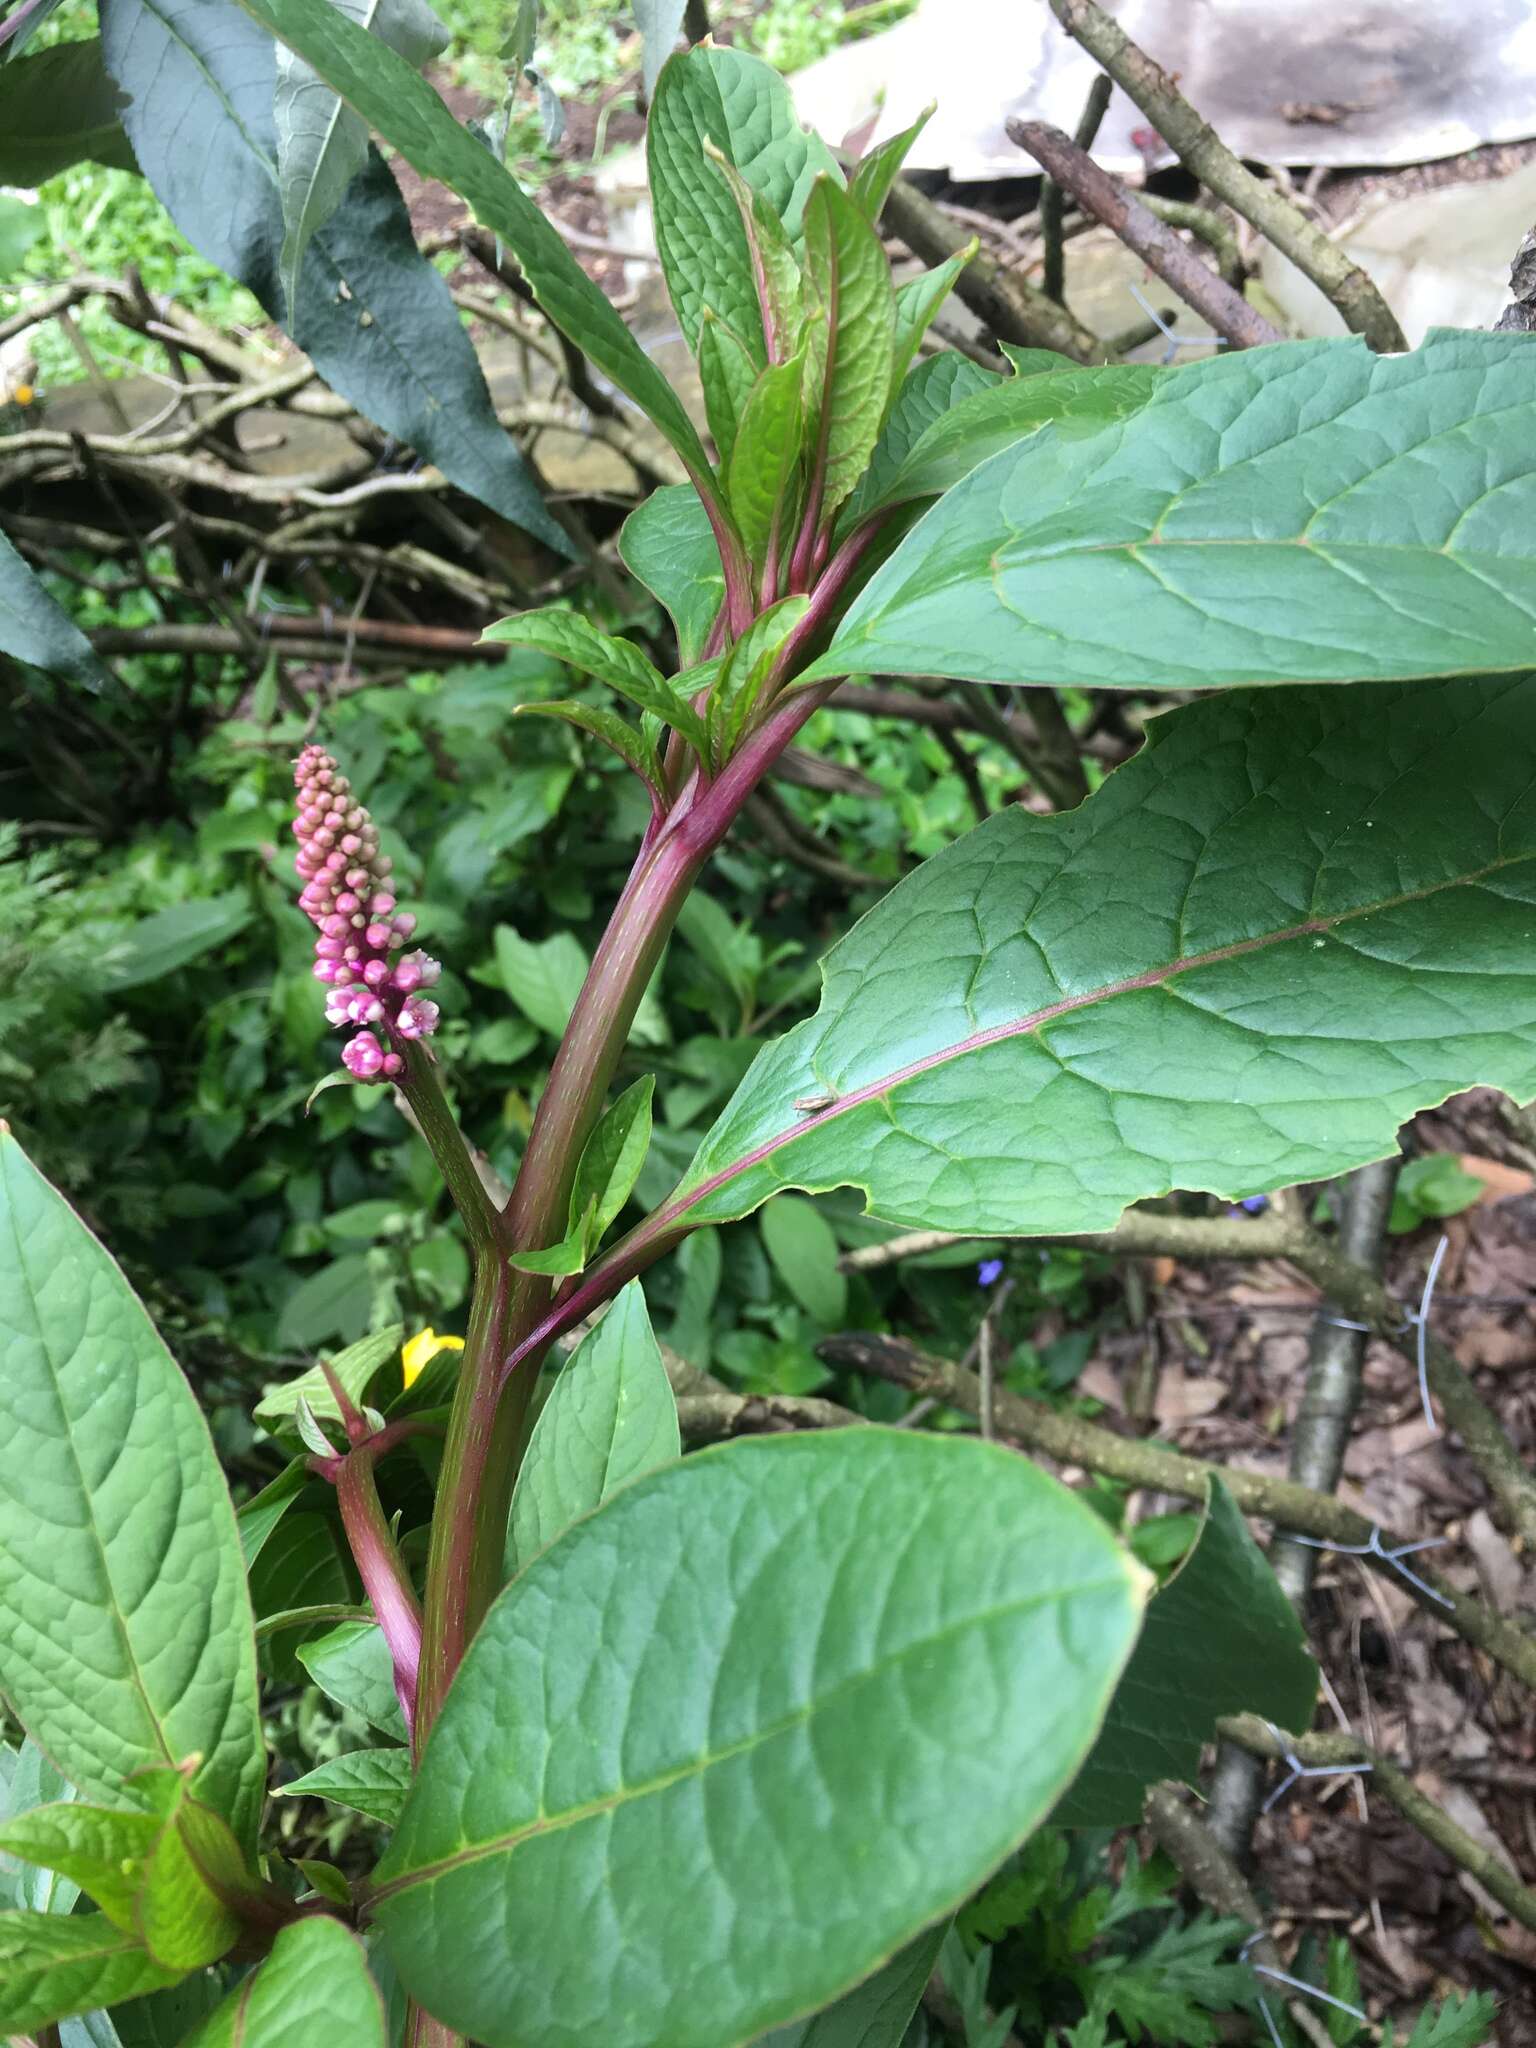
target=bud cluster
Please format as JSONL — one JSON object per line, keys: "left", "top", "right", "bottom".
{"left": 293, "top": 745, "right": 440, "bottom": 1081}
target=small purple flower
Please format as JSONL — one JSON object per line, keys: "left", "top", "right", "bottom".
{"left": 977, "top": 1257, "right": 1005, "bottom": 1288}
{"left": 1236, "top": 1194, "right": 1269, "bottom": 1216}
{"left": 293, "top": 744, "right": 440, "bottom": 1083}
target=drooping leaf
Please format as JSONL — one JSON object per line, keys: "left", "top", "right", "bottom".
{"left": 729, "top": 346, "right": 808, "bottom": 570}
{"left": 373, "top": 1430, "right": 1145, "bottom": 2048}
{"left": 504, "top": 1280, "right": 679, "bottom": 1576}
{"left": 837, "top": 352, "right": 998, "bottom": 537}
{"left": 698, "top": 309, "right": 761, "bottom": 467}
{"left": 254, "top": 1323, "right": 404, "bottom": 1434}
{"left": 0, "top": 39, "right": 137, "bottom": 182}
{"left": 0, "top": 1135, "right": 265, "bottom": 1853}
{"left": 889, "top": 247, "right": 974, "bottom": 386}
{"left": 634, "top": 0, "right": 686, "bottom": 97}
{"left": 759, "top": 1195, "right": 846, "bottom": 1326}
{"left": 807, "top": 331, "right": 1536, "bottom": 690}
{"left": 756, "top": 1919, "right": 949, "bottom": 2048}
{"left": 656, "top": 676, "right": 1536, "bottom": 1238}
{"left": 618, "top": 485, "right": 725, "bottom": 666}
{"left": 275, "top": 0, "right": 448, "bottom": 323}
{"left": 275, "top": 1748, "right": 413, "bottom": 1827}
{"left": 180, "top": 1915, "right": 385, "bottom": 2047}
{"left": 97, "top": 893, "right": 254, "bottom": 992}
{"left": 222, "top": 0, "right": 710, "bottom": 477}
{"left": 297, "top": 1621, "right": 407, "bottom": 1741}
{"left": 514, "top": 700, "right": 662, "bottom": 791}
{"left": 846, "top": 108, "right": 932, "bottom": 224}
{"left": 801, "top": 178, "right": 896, "bottom": 524}
{"left": 1054, "top": 1481, "right": 1316, "bottom": 1825}
{"left": 101, "top": 0, "right": 569, "bottom": 550}
{"left": 0, "top": 530, "right": 115, "bottom": 690}
{"left": 648, "top": 43, "right": 838, "bottom": 358}
{"left": 0, "top": 1914, "right": 181, "bottom": 2037}
{"left": 568, "top": 1076, "right": 655, "bottom": 1251}
{"left": 482, "top": 608, "right": 708, "bottom": 755}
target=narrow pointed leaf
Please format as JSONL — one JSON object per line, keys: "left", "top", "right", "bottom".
{"left": 890, "top": 246, "right": 974, "bottom": 387}
{"left": 275, "top": 0, "right": 448, "bottom": 322}
{"left": 0, "top": 1135, "right": 264, "bottom": 1854}
{"left": 756, "top": 1919, "right": 949, "bottom": 2048}
{"left": 808, "top": 331, "right": 1536, "bottom": 690}
{"left": 504, "top": 1280, "right": 679, "bottom": 1575}
{"left": 297, "top": 1621, "right": 407, "bottom": 1741}
{"left": 222, "top": 0, "right": 710, "bottom": 477}
{"left": 181, "top": 1915, "right": 385, "bottom": 2047}
{"left": 514, "top": 701, "right": 662, "bottom": 790}
{"left": 648, "top": 44, "right": 837, "bottom": 358}
{"left": 1056, "top": 1481, "right": 1317, "bottom": 1826}
{"left": 802, "top": 179, "right": 897, "bottom": 522}
{"left": 374, "top": 1431, "right": 1145, "bottom": 2048}
{"left": 707, "top": 145, "right": 805, "bottom": 365}
{"left": 569, "top": 1076, "right": 656, "bottom": 1249}
{"left": 1, "top": 529, "right": 113, "bottom": 688}
{"left": 729, "top": 347, "right": 808, "bottom": 568}
{"left": 275, "top": 1748, "right": 413, "bottom": 1827}
{"left": 618, "top": 485, "right": 725, "bottom": 666}
{"left": 698, "top": 310, "right": 760, "bottom": 467}
{"left": 655, "top": 676, "right": 1536, "bottom": 1238}
{"left": 483, "top": 608, "right": 709, "bottom": 755}
{"left": 254, "top": 1324, "right": 404, "bottom": 1434}
{"left": 0, "top": 1913, "right": 180, "bottom": 2035}
{"left": 847, "top": 109, "right": 933, "bottom": 224}
{"left": 506, "top": 1227, "right": 590, "bottom": 1278}
{"left": 236, "top": 1461, "right": 308, "bottom": 1570}
{"left": 709, "top": 594, "right": 811, "bottom": 765}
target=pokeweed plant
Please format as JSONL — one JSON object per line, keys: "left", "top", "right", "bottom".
{"left": 3, "top": 20, "right": 1536, "bottom": 2048}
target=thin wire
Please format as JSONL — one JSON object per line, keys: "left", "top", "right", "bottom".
{"left": 1411, "top": 1233, "right": 1450, "bottom": 1433}
{"left": 1127, "top": 281, "right": 1228, "bottom": 361}
{"left": 1286, "top": 1522, "right": 1454, "bottom": 1608}
{"left": 1253, "top": 1965, "right": 1367, "bottom": 2022}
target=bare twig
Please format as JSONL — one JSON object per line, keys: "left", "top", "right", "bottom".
{"left": 1040, "top": 71, "right": 1113, "bottom": 303}
{"left": 1010, "top": 119, "right": 1281, "bottom": 350}
{"left": 1044, "top": 0, "right": 1405, "bottom": 352}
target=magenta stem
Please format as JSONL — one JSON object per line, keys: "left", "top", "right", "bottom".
{"left": 333, "top": 1435, "right": 424, "bottom": 1737}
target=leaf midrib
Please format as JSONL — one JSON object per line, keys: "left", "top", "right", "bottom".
{"left": 668, "top": 847, "right": 1532, "bottom": 1224}
{"left": 371, "top": 1570, "right": 1126, "bottom": 1902}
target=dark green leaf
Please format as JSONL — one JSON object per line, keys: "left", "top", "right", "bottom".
{"left": 661, "top": 676, "right": 1536, "bottom": 1237}
{"left": 483, "top": 607, "right": 708, "bottom": 755}
{"left": 709, "top": 593, "right": 810, "bottom": 765}
{"left": 373, "top": 1430, "right": 1145, "bottom": 2048}
{"left": 0, "top": 39, "right": 136, "bottom": 181}
{"left": 276, "top": 1749, "right": 412, "bottom": 1828}
{"left": 0, "top": 1914, "right": 180, "bottom": 2036}
{"left": 0, "top": 530, "right": 114, "bottom": 690}
{"left": 504, "top": 1280, "right": 679, "bottom": 1575}
{"left": 0, "top": 1135, "right": 264, "bottom": 1854}
{"left": 618, "top": 485, "right": 725, "bottom": 666}
{"left": 513, "top": 701, "right": 662, "bottom": 789}
{"left": 98, "top": 892, "right": 253, "bottom": 992}
{"left": 102, "top": 0, "right": 568, "bottom": 550}
{"left": 810, "top": 332, "right": 1536, "bottom": 690}
{"left": 801, "top": 179, "right": 896, "bottom": 522}
{"left": 698, "top": 310, "right": 760, "bottom": 467}
{"left": 236, "top": 1462, "right": 307, "bottom": 1570}
{"left": 1055, "top": 1480, "right": 1316, "bottom": 1825}
{"left": 890, "top": 248, "right": 973, "bottom": 385}
{"left": 493, "top": 925, "right": 590, "bottom": 1039}
{"left": 297, "top": 1621, "right": 407, "bottom": 1741}
{"left": 275, "top": 1254, "right": 373, "bottom": 1350}
{"left": 570, "top": 1076, "right": 655, "bottom": 1250}
{"left": 756, "top": 1919, "right": 948, "bottom": 2048}
{"left": 180, "top": 1915, "right": 385, "bottom": 2046}
{"left": 759, "top": 1196, "right": 847, "bottom": 1326}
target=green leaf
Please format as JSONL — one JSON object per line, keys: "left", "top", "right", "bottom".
{"left": 248, "top": 1513, "right": 353, "bottom": 1684}
{"left": 514, "top": 700, "right": 662, "bottom": 790}
{"left": 1384, "top": 1994, "right": 1498, "bottom": 2048}
{"left": 297, "top": 1621, "right": 407, "bottom": 1741}
{"left": 493, "top": 925, "right": 590, "bottom": 1039}
{"left": 254, "top": 1323, "right": 404, "bottom": 1434}
{"left": 660, "top": 676, "right": 1536, "bottom": 1237}
{"left": 224, "top": 0, "right": 709, "bottom": 478}
{"left": 180, "top": 1915, "right": 385, "bottom": 2046}
{"left": 698, "top": 310, "right": 761, "bottom": 468}
{"left": 837, "top": 352, "right": 999, "bottom": 537}
{"left": 635, "top": 0, "right": 686, "bottom": 97}
{"left": 890, "top": 248, "right": 974, "bottom": 387}
{"left": 0, "top": 1135, "right": 264, "bottom": 1854}
{"left": 0, "top": 1914, "right": 181, "bottom": 2036}
{"left": 569, "top": 1075, "right": 655, "bottom": 1249}
{"left": 801, "top": 179, "right": 897, "bottom": 523}
{"left": 236, "top": 1462, "right": 308, "bottom": 1570}
{"left": 706, "top": 144, "right": 805, "bottom": 364}
{"left": 0, "top": 530, "right": 115, "bottom": 690}
{"left": 1388, "top": 1153, "right": 1485, "bottom": 1233}
{"left": 648, "top": 43, "right": 837, "bottom": 359}
{"left": 1054, "top": 1480, "right": 1316, "bottom": 1825}
{"left": 0, "top": 1740, "right": 79, "bottom": 1915}
{"left": 618, "top": 485, "right": 725, "bottom": 666}
{"left": 759, "top": 1195, "right": 847, "bottom": 1326}
{"left": 97, "top": 892, "right": 253, "bottom": 992}
{"left": 809, "top": 332, "right": 1536, "bottom": 691}
{"left": 0, "top": 40, "right": 137, "bottom": 182}
{"left": 103, "top": 0, "right": 569, "bottom": 552}
{"left": 506, "top": 1226, "right": 591, "bottom": 1278}
{"left": 709, "top": 593, "right": 811, "bottom": 766}
{"left": 373, "top": 1430, "right": 1146, "bottom": 2048}
{"left": 275, "top": 1254, "right": 373, "bottom": 1350}
{"left": 275, "top": 1748, "right": 413, "bottom": 1827}
{"left": 504, "top": 1280, "right": 679, "bottom": 1576}
{"left": 729, "top": 347, "right": 808, "bottom": 570}
{"left": 275, "top": 0, "right": 448, "bottom": 323}
{"left": 483, "top": 607, "right": 708, "bottom": 755}
{"left": 0, "top": 193, "right": 42, "bottom": 280}
{"left": 755, "top": 1920, "right": 948, "bottom": 2048}
{"left": 847, "top": 108, "right": 932, "bottom": 224}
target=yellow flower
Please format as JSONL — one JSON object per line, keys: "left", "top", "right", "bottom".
{"left": 401, "top": 1327, "right": 464, "bottom": 1388}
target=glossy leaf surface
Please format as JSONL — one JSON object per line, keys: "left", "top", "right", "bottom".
{"left": 374, "top": 1430, "right": 1144, "bottom": 2048}
{"left": 182, "top": 1915, "right": 385, "bottom": 2046}
{"left": 661, "top": 677, "right": 1536, "bottom": 1236}
{"left": 0, "top": 1135, "right": 264, "bottom": 1852}
{"left": 504, "top": 1281, "right": 679, "bottom": 1574}
{"left": 801, "top": 179, "right": 896, "bottom": 522}
{"left": 276, "top": 1748, "right": 413, "bottom": 1827}
{"left": 618, "top": 485, "right": 725, "bottom": 666}
{"left": 297, "top": 1621, "right": 407, "bottom": 1741}
{"left": 809, "top": 332, "right": 1536, "bottom": 689}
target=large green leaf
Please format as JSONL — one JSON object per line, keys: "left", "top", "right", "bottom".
{"left": 655, "top": 676, "right": 1536, "bottom": 1237}
{"left": 756, "top": 1920, "right": 948, "bottom": 2048}
{"left": 801, "top": 179, "right": 896, "bottom": 524}
{"left": 0, "top": 530, "right": 114, "bottom": 690}
{"left": 648, "top": 43, "right": 838, "bottom": 359}
{"left": 0, "top": 39, "right": 137, "bottom": 182}
{"left": 182, "top": 1915, "right": 385, "bottom": 2046}
{"left": 837, "top": 352, "right": 998, "bottom": 537}
{"left": 221, "top": 0, "right": 710, "bottom": 477}
{"left": 372, "top": 1430, "right": 1145, "bottom": 2048}
{"left": 618, "top": 485, "right": 725, "bottom": 666}
{"left": 275, "top": 1747, "right": 412, "bottom": 1827}
{"left": 275, "top": 0, "right": 448, "bottom": 322}
{"left": 0, "top": 1914, "right": 180, "bottom": 2036}
{"left": 1054, "top": 1481, "right": 1316, "bottom": 1826}
{"left": 806, "top": 331, "right": 1536, "bottom": 690}
{"left": 504, "top": 1280, "right": 679, "bottom": 1575}
{"left": 0, "top": 1135, "right": 265, "bottom": 1853}
{"left": 100, "top": 0, "right": 567, "bottom": 551}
